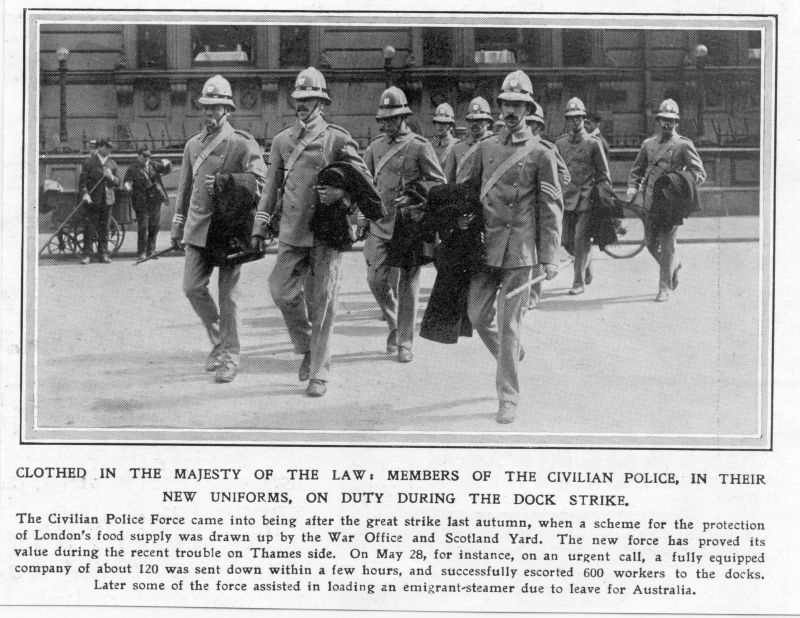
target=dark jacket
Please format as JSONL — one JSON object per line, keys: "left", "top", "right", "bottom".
{"left": 588, "top": 182, "right": 623, "bottom": 250}
{"left": 309, "top": 161, "right": 385, "bottom": 250}
{"left": 651, "top": 170, "right": 701, "bottom": 229}
{"left": 79, "top": 153, "right": 120, "bottom": 207}
{"left": 386, "top": 180, "right": 439, "bottom": 269}
{"left": 206, "top": 173, "right": 262, "bottom": 266}
{"left": 124, "top": 158, "right": 171, "bottom": 211}
{"left": 419, "top": 180, "right": 485, "bottom": 344}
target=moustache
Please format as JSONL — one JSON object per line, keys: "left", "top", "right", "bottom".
{"left": 504, "top": 115, "right": 519, "bottom": 123}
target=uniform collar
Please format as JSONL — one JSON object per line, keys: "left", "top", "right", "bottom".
{"left": 659, "top": 129, "right": 677, "bottom": 144}
{"left": 201, "top": 118, "right": 230, "bottom": 142}
{"left": 502, "top": 123, "right": 533, "bottom": 145}
{"left": 468, "top": 130, "right": 490, "bottom": 145}
{"left": 96, "top": 153, "right": 109, "bottom": 165}
{"left": 387, "top": 126, "right": 412, "bottom": 144}
{"left": 589, "top": 127, "right": 601, "bottom": 138}
{"left": 292, "top": 113, "right": 327, "bottom": 140}
{"left": 569, "top": 127, "right": 588, "bottom": 143}
{"left": 436, "top": 133, "right": 454, "bottom": 147}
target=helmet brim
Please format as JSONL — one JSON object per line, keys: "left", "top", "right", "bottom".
{"left": 497, "top": 92, "right": 535, "bottom": 105}
{"left": 376, "top": 107, "right": 412, "bottom": 120}
{"left": 198, "top": 96, "right": 235, "bottom": 110}
{"left": 291, "top": 91, "right": 331, "bottom": 103}
{"left": 656, "top": 112, "right": 680, "bottom": 120}
{"left": 465, "top": 113, "right": 494, "bottom": 122}
{"left": 432, "top": 117, "right": 455, "bottom": 124}
{"left": 564, "top": 111, "right": 586, "bottom": 117}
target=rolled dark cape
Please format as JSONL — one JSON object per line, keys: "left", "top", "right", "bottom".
{"left": 651, "top": 170, "right": 701, "bottom": 229}
{"left": 310, "top": 161, "right": 385, "bottom": 250}
{"left": 386, "top": 181, "right": 438, "bottom": 269}
{"left": 206, "top": 172, "right": 263, "bottom": 266}
{"left": 419, "top": 180, "right": 485, "bottom": 344}
{"left": 588, "top": 182, "right": 623, "bottom": 251}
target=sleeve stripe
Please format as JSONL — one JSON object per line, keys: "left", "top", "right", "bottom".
{"left": 172, "top": 214, "right": 186, "bottom": 224}
{"left": 540, "top": 182, "right": 562, "bottom": 200}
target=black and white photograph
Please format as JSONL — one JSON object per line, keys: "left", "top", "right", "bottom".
{"left": 25, "top": 9, "right": 774, "bottom": 448}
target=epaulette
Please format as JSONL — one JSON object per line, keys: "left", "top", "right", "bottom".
{"left": 411, "top": 133, "right": 431, "bottom": 144}
{"left": 234, "top": 129, "right": 257, "bottom": 141}
{"left": 367, "top": 134, "right": 386, "bottom": 146}
{"left": 540, "top": 139, "right": 558, "bottom": 151}
{"left": 556, "top": 133, "right": 570, "bottom": 142}
{"left": 327, "top": 123, "right": 352, "bottom": 136}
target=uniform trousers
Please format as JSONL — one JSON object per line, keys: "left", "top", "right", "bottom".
{"left": 468, "top": 266, "right": 532, "bottom": 405}
{"left": 644, "top": 216, "right": 679, "bottom": 292}
{"left": 82, "top": 203, "right": 111, "bottom": 257}
{"left": 364, "top": 233, "right": 420, "bottom": 351}
{"left": 133, "top": 195, "right": 162, "bottom": 256}
{"left": 183, "top": 245, "right": 241, "bottom": 366}
{"left": 269, "top": 243, "right": 342, "bottom": 382}
{"left": 563, "top": 209, "right": 592, "bottom": 287}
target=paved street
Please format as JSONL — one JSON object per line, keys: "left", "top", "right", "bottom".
{"left": 31, "top": 216, "right": 768, "bottom": 448}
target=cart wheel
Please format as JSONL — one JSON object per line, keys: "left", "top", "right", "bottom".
{"left": 602, "top": 203, "right": 647, "bottom": 259}
{"left": 109, "top": 217, "right": 125, "bottom": 255}
{"left": 45, "top": 229, "right": 74, "bottom": 255}
{"left": 72, "top": 223, "right": 89, "bottom": 255}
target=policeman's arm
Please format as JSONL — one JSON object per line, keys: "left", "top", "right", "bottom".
{"left": 627, "top": 143, "right": 648, "bottom": 195}
{"left": 337, "top": 134, "right": 373, "bottom": 184}
{"left": 682, "top": 141, "right": 707, "bottom": 186}
{"left": 442, "top": 147, "right": 458, "bottom": 184}
{"left": 241, "top": 139, "right": 268, "bottom": 198}
{"left": 171, "top": 144, "right": 192, "bottom": 243}
{"left": 593, "top": 139, "right": 612, "bottom": 186}
{"left": 555, "top": 151, "right": 571, "bottom": 189}
{"left": 252, "top": 140, "right": 282, "bottom": 240}
{"left": 418, "top": 141, "right": 447, "bottom": 185}
{"left": 536, "top": 150, "right": 565, "bottom": 270}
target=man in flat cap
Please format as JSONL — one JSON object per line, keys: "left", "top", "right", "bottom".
{"left": 78, "top": 138, "right": 120, "bottom": 264}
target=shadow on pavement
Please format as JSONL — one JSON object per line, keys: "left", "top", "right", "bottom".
{"left": 537, "top": 294, "right": 655, "bottom": 311}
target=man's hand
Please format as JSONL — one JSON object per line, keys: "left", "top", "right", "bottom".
{"left": 251, "top": 236, "right": 266, "bottom": 253}
{"left": 456, "top": 213, "right": 475, "bottom": 230}
{"left": 81, "top": 192, "right": 92, "bottom": 205}
{"left": 171, "top": 237, "right": 183, "bottom": 251}
{"left": 355, "top": 214, "right": 368, "bottom": 240}
{"left": 625, "top": 187, "right": 637, "bottom": 201}
{"left": 316, "top": 185, "right": 345, "bottom": 206}
{"left": 408, "top": 207, "right": 425, "bottom": 223}
{"left": 123, "top": 181, "right": 132, "bottom": 192}
{"left": 103, "top": 168, "right": 115, "bottom": 181}
{"left": 542, "top": 263, "right": 559, "bottom": 280}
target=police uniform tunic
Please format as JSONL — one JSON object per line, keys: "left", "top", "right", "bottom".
{"left": 556, "top": 127, "right": 611, "bottom": 288}
{"left": 433, "top": 133, "right": 459, "bottom": 168}
{"left": 628, "top": 130, "right": 706, "bottom": 292}
{"left": 363, "top": 127, "right": 446, "bottom": 352}
{"left": 171, "top": 120, "right": 267, "bottom": 367}
{"left": 253, "top": 113, "right": 370, "bottom": 382}
{"left": 461, "top": 123, "right": 564, "bottom": 405}
{"left": 443, "top": 132, "right": 493, "bottom": 184}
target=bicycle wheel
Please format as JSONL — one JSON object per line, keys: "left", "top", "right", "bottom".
{"left": 109, "top": 216, "right": 125, "bottom": 254}
{"left": 602, "top": 203, "right": 646, "bottom": 259}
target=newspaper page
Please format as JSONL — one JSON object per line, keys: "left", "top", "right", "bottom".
{"left": 1, "top": 0, "right": 798, "bottom": 615}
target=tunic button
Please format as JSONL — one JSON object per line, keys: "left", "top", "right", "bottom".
{"left": 506, "top": 224, "right": 511, "bottom": 228}
{"left": 513, "top": 183, "right": 518, "bottom": 187}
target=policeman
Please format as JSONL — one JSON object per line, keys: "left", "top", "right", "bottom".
{"left": 443, "top": 96, "right": 494, "bottom": 184}
{"left": 363, "top": 86, "right": 446, "bottom": 363}
{"left": 251, "top": 67, "right": 371, "bottom": 397}
{"left": 555, "top": 97, "right": 612, "bottom": 295}
{"left": 627, "top": 99, "right": 706, "bottom": 302}
{"left": 171, "top": 74, "right": 267, "bottom": 383}
{"left": 525, "top": 102, "right": 571, "bottom": 309}
{"left": 431, "top": 102, "right": 458, "bottom": 167}
{"left": 460, "top": 70, "right": 564, "bottom": 423}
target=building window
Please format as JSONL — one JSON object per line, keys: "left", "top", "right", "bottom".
{"left": 137, "top": 25, "right": 167, "bottom": 69}
{"left": 423, "top": 28, "right": 452, "bottom": 66}
{"left": 191, "top": 25, "right": 255, "bottom": 64}
{"left": 474, "top": 28, "right": 519, "bottom": 64}
{"left": 280, "top": 26, "right": 310, "bottom": 68}
{"left": 562, "top": 29, "right": 594, "bottom": 66}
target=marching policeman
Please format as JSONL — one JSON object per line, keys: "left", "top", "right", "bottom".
{"left": 460, "top": 70, "right": 564, "bottom": 424}
{"left": 443, "top": 96, "right": 494, "bottom": 184}
{"left": 171, "top": 75, "right": 267, "bottom": 383}
{"left": 525, "top": 101, "right": 571, "bottom": 309}
{"left": 431, "top": 102, "right": 458, "bottom": 167}
{"left": 251, "top": 67, "right": 372, "bottom": 397}
{"left": 555, "top": 97, "right": 612, "bottom": 295}
{"left": 627, "top": 99, "right": 706, "bottom": 302}
{"left": 363, "top": 86, "right": 446, "bottom": 363}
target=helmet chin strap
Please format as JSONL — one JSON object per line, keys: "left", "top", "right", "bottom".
{"left": 298, "top": 101, "right": 322, "bottom": 128}
{"left": 206, "top": 109, "right": 229, "bottom": 132}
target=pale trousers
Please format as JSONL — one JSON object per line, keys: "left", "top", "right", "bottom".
{"left": 364, "top": 233, "right": 420, "bottom": 350}
{"left": 183, "top": 245, "right": 241, "bottom": 366}
{"left": 269, "top": 243, "right": 342, "bottom": 382}
{"left": 468, "top": 266, "right": 532, "bottom": 404}
{"left": 645, "top": 217, "right": 679, "bottom": 292}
